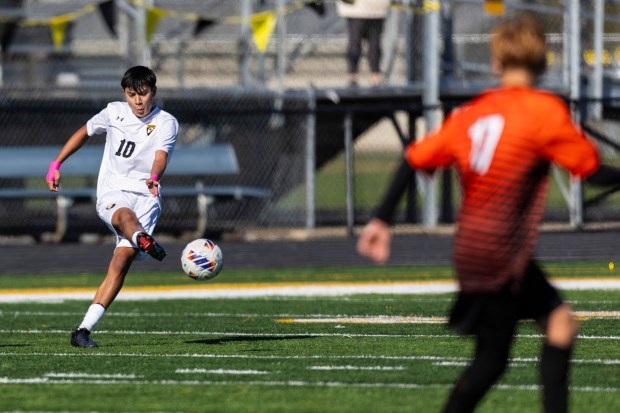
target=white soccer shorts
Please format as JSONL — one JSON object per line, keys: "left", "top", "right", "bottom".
{"left": 96, "top": 190, "right": 162, "bottom": 249}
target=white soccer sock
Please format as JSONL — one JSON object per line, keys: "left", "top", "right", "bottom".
{"left": 131, "top": 231, "right": 142, "bottom": 245}
{"left": 78, "top": 303, "right": 106, "bottom": 332}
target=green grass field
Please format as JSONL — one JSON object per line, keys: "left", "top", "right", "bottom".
{"left": 1, "top": 263, "right": 619, "bottom": 412}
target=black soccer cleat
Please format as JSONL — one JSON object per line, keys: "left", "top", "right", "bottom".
{"left": 137, "top": 232, "right": 166, "bottom": 261}
{"left": 70, "top": 328, "right": 98, "bottom": 348}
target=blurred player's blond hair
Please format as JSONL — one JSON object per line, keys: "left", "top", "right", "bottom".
{"left": 490, "top": 13, "right": 547, "bottom": 77}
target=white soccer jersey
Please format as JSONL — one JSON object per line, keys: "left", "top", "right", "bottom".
{"left": 86, "top": 102, "right": 178, "bottom": 198}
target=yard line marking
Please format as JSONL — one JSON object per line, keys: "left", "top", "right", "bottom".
{"left": 2, "top": 352, "right": 620, "bottom": 366}
{"left": 0, "top": 376, "right": 618, "bottom": 393}
{"left": 5, "top": 310, "right": 620, "bottom": 322}
{"left": 308, "top": 365, "right": 406, "bottom": 371}
{"left": 277, "top": 312, "right": 620, "bottom": 324}
{"left": 1, "top": 277, "right": 620, "bottom": 303}
{"left": 0, "top": 281, "right": 457, "bottom": 303}
{"left": 277, "top": 316, "right": 448, "bottom": 324}
{"left": 433, "top": 361, "right": 528, "bottom": 368}
{"left": 0, "top": 311, "right": 449, "bottom": 319}
{"left": 2, "top": 329, "right": 620, "bottom": 340}
{"left": 175, "top": 368, "right": 270, "bottom": 375}
{"left": 44, "top": 372, "right": 140, "bottom": 379}
{"left": 433, "top": 361, "right": 469, "bottom": 367}
{"left": 573, "top": 311, "right": 620, "bottom": 320}
{"left": 0, "top": 329, "right": 452, "bottom": 338}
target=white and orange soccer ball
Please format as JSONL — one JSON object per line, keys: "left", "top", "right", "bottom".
{"left": 181, "top": 238, "right": 223, "bottom": 280}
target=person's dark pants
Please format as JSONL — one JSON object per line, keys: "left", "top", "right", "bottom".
{"left": 346, "top": 18, "right": 384, "bottom": 74}
{"left": 442, "top": 262, "right": 571, "bottom": 413}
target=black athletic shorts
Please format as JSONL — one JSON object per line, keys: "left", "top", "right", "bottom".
{"left": 449, "top": 261, "right": 564, "bottom": 336}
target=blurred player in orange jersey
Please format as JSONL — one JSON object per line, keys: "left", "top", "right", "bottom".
{"left": 357, "top": 14, "right": 599, "bottom": 413}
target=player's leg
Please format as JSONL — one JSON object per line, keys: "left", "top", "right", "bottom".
{"left": 101, "top": 190, "right": 166, "bottom": 261}
{"left": 70, "top": 246, "right": 137, "bottom": 348}
{"left": 442, "top": 294, "right": 518, "bottom": 413}
{"left": 71, "top": 192, "right": 164, "bottom": 347}
{"left": 524, "top": 262, "right": 578, "bottom": 413}
{"left": 112, "top": 206, "right": 165, "bottom": 261}
{"left": 92, "top": 246, "right": 137, "bottom": 307}
{"left": 539, "top": 304, "right": 577, "bottom": 413}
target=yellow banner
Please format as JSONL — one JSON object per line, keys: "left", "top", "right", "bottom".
{"left": 484, "top": 0, "right": 504, "bottom": 15}
{"left": 146, "top": 6, "right": 168, "bottom": 43}
{"left": 250, "top": 11, "right": 277, "bottom": 53}
{"left": 50, "top": 16, "right": 70, "bottom": 51}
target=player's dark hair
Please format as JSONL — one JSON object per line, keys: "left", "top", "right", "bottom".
{"left": 121, "top": 66, "right": 156, "bottom": 92}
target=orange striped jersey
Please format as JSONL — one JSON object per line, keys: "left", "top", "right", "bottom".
{"left": 405, "top": 87, "right": 599, "bottom": 293}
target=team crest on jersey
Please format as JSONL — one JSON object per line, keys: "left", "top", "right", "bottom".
{"left": 146, "top": 125, "right": 156, "bottom": 136}
{"left": 106, "top": 203, "right": 116, "bottom": 210}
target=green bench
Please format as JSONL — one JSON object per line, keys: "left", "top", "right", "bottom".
{"left": 0, "top": 144, "right": 270, "bottom": 241}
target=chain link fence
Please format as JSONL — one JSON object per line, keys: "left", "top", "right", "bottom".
{"left": 3, "top": 1, "right": 620, "bottom": 241}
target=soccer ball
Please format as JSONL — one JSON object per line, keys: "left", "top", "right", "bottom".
{"left": 181, "top": 238, "right": 223, "bottom": 280}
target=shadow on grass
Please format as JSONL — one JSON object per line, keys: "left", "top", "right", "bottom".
{"left": 186, "top": 335, "right": 314, "bottom": 345}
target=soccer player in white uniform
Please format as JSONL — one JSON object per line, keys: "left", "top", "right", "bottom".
{"left": 45, "top": 66, "right": 178, "bottom": 348}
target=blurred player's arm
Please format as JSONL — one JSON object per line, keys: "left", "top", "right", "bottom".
{"left": 374, "top": 159, "right": 415, "bottom": 225}
{"left": 358, "top": 121, "right": 454, "bottom": 264}
{"left": 538, "top": 101, "right": 599, "bottom": 178}
{"left": 46, "top": 124, "right": 89, "bottom": 192}
{"left": 357, "top": 159, "right": 414, "bottom": 264}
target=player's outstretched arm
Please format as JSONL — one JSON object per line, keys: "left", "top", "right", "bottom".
{"left": 146, "top": 149, "right": 169, "bottom": 197}
{"left": 357, "top": 158, "right": 415, "bottom": 264}
{"left": 46, "top": 125, "right": 89, "bottom": 192}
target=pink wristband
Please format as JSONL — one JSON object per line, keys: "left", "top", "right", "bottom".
{"left": 46, "top": 161, "right": 61, "bottom": 181}
{"left": 150, "top": 174, "right": 159, "bottom": 182}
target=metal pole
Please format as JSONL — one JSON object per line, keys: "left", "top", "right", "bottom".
{"left": 276, "top": 0, "right": 287, "bottom": 90}
{"left": 305, "top": 87, "right": 316, "bottom": 229}
{"left": 421, "top": 1, "right": 440, "bottom": 227}
{"left": 139, "top": 0, "right": 152, "bottom": 67}
{"left": 569, "top": 0, "right": 580, "bottom": 119}
{"left": 382, "top": 9, "right": 399, "bottom": 85}
{"left": 117, "top": 0, "right": 145, "bottom": 66}
{"left": 568, "top": 0, "right": 583, "bottom": 227}
{"left": 590, "top": 0, "right": 603, "bottom": 120}
{"left": 239, "top": 0, "right": 252, "bottom": 86}
{"left": 0, "top": 44, "right": 3, "bottom": 87}
{"left": 404, "top": 0, "right": 417, "bottom": 84}
{"left": 344, "top": 112, "right": 355, "bottom": 236}
{"left": 269, "top": 0, "right": 287, "bottom": 128}
{"left": 116, "top": 0, "right": 130, "bottom": 66}
{"left": 406, "top": 111, "right": 417, "bottom": 223}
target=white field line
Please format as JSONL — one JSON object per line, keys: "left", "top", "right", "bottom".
{"left": 0, "top": 311, "right": 446, "bottom": 319}
{"left": 44, "top": 372, "right": 140, "bottom": 379}
{"left": 2, "top": 329, "right": 620, "bottom": 340}
{"left": 1, "top": 278, "right": 620, "bottom": 303}
{"left": 0, "top": 376, "right": 618, "bottom": 393}
{"left": 2, "top": 351, "right": 620, "bottom": 366}
{"left": 308, "top": 365, "right": 406, "bottom": 371}
{"left": 277, "top": 311, "right": 620, "bottom": 324}
{"left": 276, "top": 316, "right": 448, "bottom": 324}
{"left": 175, "top": 368, "right": 269, "bottom": 375}
{"left": 0, "top": 282, "right": 457, "bottom": 303}
{"left": 433, "top": 361, "right": 529, "bottom": 368}
{"left": 0, "top": 328, "right": 459, "bottom": 339}
{"left": 3, "top": 310, "right": 620, "bottom": 322}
